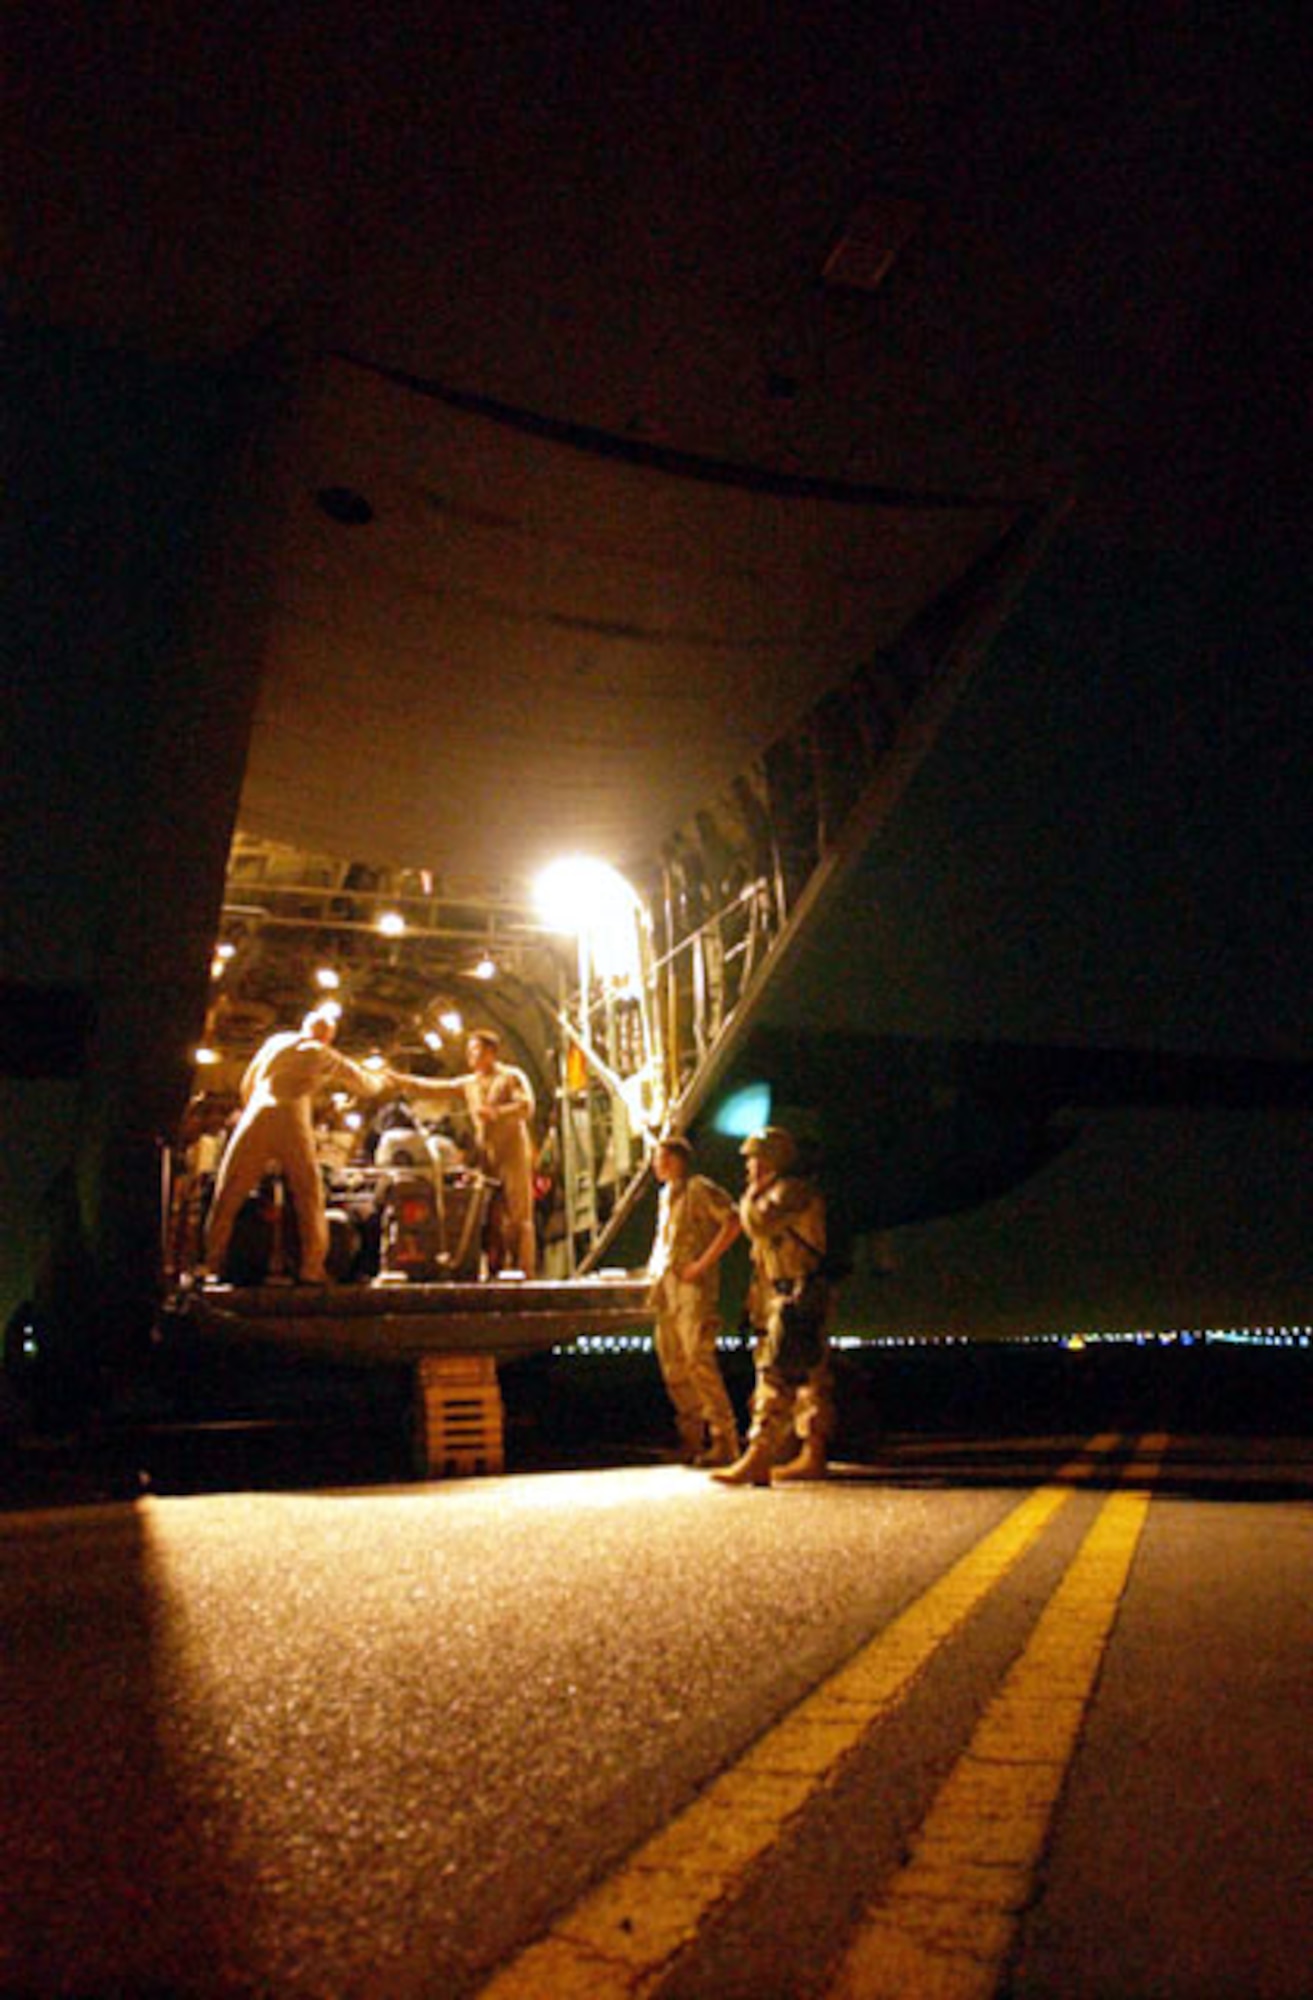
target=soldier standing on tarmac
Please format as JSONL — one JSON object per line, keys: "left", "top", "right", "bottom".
{"left": 713, "top": 1125, "right": 835, "bottom": 1487}
{"left": 646, "top": 1134, "right": 742, "bottom": 1466}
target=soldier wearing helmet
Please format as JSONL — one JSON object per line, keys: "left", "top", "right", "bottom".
{"left": 712, "top": 1125, "right": 836, "bottom": 1486}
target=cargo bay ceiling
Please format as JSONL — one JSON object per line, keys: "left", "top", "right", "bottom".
{"left": 235, "top": 359, "right": 1027, "bottom": 880}
{"left": 7, "top": 1, "right": 1304, "bottom": 888}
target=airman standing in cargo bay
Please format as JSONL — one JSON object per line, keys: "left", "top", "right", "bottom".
{"left": 713, "top": 1125, "right": 835, "bottom": 1486}
{"left": 392, "top": 1029, "right": 538, "bottom": 1275}
{"left": 646, "top": 1134, "right": 742, "bottom": 1466}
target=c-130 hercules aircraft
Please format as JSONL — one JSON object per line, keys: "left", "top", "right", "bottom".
{"left": 5, "top": 5, "right": 1306, "bottom": 1465}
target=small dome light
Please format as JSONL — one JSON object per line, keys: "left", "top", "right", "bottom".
{"left": 316, "top": 486, "right": 375, "bottom": 526}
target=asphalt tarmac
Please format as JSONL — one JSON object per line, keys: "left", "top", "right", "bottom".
{"left": 2, "top": 1404, "right": 1310, "bottom": 1998}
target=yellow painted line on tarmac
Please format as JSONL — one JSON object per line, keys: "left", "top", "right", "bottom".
{"left": 476, "top": 1434, "right": 1123, "bottom": 2000}
{"left": 826, "top": 1433, "right": 1167, "bottom": 2000}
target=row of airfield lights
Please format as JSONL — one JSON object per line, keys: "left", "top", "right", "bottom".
{"left": 564, "top": 1324, "right": 1313, "bottom": 1355}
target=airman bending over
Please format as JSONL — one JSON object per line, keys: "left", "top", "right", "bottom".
{"left": 203, "top": 1008, "right": 389, "bottom": 1285}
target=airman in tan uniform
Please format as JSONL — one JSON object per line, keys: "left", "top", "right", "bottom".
{"left": 203, "top": 1009, "right": 389, "bottom": 1283}
{"left": 647, "top": 1136, "right": 741, "bottom": 1465}
{"left": 393, "top": 1029, "right": 538, "bottom": 1274}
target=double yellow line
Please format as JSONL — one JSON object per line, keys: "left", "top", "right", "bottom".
{"left": 479, "top": 1434, "right": 1164, "bottom": 2000}
{"left": 828, "top": 1433, "right": 1164, "bottom": 2000}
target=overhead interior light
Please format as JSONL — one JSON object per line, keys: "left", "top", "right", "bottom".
{"left": 438, "top": 1009, "right": 464, "bottom": 1035}
{"left": 315, "top": 966, "right": 341, "bottom": 990}
{"left": 316, "top": 485, "right": 375, "bottom": 526}
{"left": 821, "top": 193, "right": 924, "bottom": 294}
{"left": 194, "top": 1047, "right": 221, "bottom": 1067}
{"left": 472, "top": 957, "right": 497, "bottom": 980}
{"left": 377, "top": 911, "right": 406, "bottom": 938}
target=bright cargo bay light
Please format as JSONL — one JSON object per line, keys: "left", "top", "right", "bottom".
{"left": 533, "top": 856, "right": 642, "bottom": 983}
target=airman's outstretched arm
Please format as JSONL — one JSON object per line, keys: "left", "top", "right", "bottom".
{"left": 384, "top": 1069, "right": 467, "bottom": 1105}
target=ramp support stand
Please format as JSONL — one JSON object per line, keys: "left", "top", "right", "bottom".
{"left": 412, "top": 1354, "right": 505, "bottom": 1477}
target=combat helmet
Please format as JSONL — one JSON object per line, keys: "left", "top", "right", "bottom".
{"left": 739, "top": 1125, "right": 798, "bottom": 1173}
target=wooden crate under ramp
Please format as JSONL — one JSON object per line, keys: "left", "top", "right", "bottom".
{"left": 413, "top": 1352, "right": 505, "bottom": 1477}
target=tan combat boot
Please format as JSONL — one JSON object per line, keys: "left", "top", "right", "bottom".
{"left": 772, "top": 1433, "right": 829, "bottom": 1482}
{"left": 710, "top": 1436, "right": 774, "bottom": 1487}
{"left": 695, "top": 1429, "right": 741, "bottom": 1469}
{"left": 676, "top": 1417, "right": 706, "bottom": 1464}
